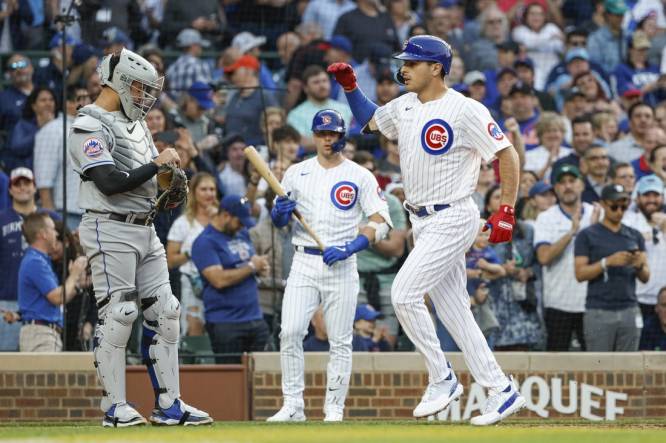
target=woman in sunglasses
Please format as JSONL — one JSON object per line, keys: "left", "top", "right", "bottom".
{"left": 573, "top": 183, "right": 650, "bottom": 352}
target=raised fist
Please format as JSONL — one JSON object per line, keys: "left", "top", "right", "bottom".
{"left": 327, "top": 63, "right": 357, "bottom": 92}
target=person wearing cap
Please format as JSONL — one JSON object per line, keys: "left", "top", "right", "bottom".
{"left": 32, "top": 32, "right": 76, "bottom": 102}
{"left": 581, "top": 144, "right": 612, "bottom": 203}
{"left": 528, "top": 181, "right": 557, "bottom": 214}
{"left": 508, "top": 82, "right": 541, "bottom": 150}
{"left": 0, "top": 167, "right": 60, "bottom": 351}
{"left": 623, "top": 174, "right": 666, "bottom": 320}
{"left": 534, "top": 164, "right": 597, "bottom": 351}
{"left": 302, "top": 0, "right": 356, "bottom": 41}
{"left": 574, "top": 183, "right": 650, "bottom": 352}
{"left": 609, "top": 101, "right": 656, "bottom": 163}
{"left": 464, "top": 71, "right": 488, "bottom": 104}
{"left": 286, "top": 65, "right": 352, "bottom": 151}
{"left": 224, "top": 55, "right": 279, "bottom": 146}
{"left": 0, "top": 53, "right": 34, "bottom": 135}
{"left": 176, "top": 81, "right": 216, "bottom": 144}
{"left": 100, "top": 27, "right": 133, "bottom": 55}
{"left": 588, "top": 0, "right": 629, "bottom": 74}
{"left": 613, "top": 30, "right": 659, "bottom": 100}
{"left": 545, "top": 28, "right": 609, "bottom": 91}
{"left": 33, "top": 85, "right": 91, "bottom": 230}
{"left": 511, "top": 2, "right": 564, "bottom": 90}
{"left": 551, "top": 48, "right": 612, "bottom": 112}
{"left": 514, "top": 59, "right": 557, "bottom": 112}
{"left": 375, "top": 67, "right": 400, "bottom": 106}
{"left": 191, "top": 195, "right": 270, "bottom": 363}
{"left": 165, "top": 28, "right": 213, "bottom": 100}
{"left": 231, "top": 31, "right": 276, "bottom": 91}
{"left": 351, "top": 304, "right": 391, "bottom": 352}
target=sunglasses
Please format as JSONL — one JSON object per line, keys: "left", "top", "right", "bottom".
{"left": 9, "top": 60, "right": 29, "bottom": 70}
{"left": 608, "top": 203, "right": 629, "bottom": 212}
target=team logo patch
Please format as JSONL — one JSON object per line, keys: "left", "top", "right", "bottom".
{"left": 420, "top": 119, "right": 454, "bottom": 155}
{"left": 83, "top": 137, "right": 104, "bottom": 158}
{"left": 330, "top": 181, "right": 358, "bottom": 210}
{"left": 487, "top": 122, "right": 504, "bottom": 141}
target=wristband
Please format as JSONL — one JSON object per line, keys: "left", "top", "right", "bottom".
{"left": 247, "top": 261, "right": 257, "bottom": 274}
{"left": 600, "top": 258, "right": 607, "bottom": 271}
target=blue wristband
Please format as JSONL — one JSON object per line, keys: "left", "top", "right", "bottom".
{"left": 347, "top": 234, "right": 370, "bottom": 255}
{"left": 344, "top": 87, "right": 378, "bottom": 128}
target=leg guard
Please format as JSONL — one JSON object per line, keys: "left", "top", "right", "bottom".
{"left": 94, "top": 292, "right": 139, "bottom": 412}
{"left": 141, "top": 285, "right": 181, "bottom": 409}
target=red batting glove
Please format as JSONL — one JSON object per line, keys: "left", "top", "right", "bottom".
{"left": 327, "top": 63, "right": 357, "bottom": 92}
{"left": 483, "top": 204, "right": 515, "bottom": 244}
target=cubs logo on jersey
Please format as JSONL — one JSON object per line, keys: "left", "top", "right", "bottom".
{"left": 330, "top": 181, "right": 358, "bottom": 210}
{"left": 420, "top": 119, "right": 454, "bottom": 155}
{"left": 487, "top": 122, "right": 504, "bottom": 141}
{"left": 83, "top": 138, "right": 104, "bottom": 158}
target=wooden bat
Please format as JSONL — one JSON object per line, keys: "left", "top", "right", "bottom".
{"left": 244, "top": 146, "right": 326, "bottom": 250}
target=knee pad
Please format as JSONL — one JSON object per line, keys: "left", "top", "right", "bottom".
{"left": 142, "top": 285, "right": 181, "bottom": 344}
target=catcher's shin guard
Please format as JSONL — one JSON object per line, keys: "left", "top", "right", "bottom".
{"left": 141, "top": 285, "right": 182, "bottom": 409}
{"left": 94, "top": 292, "right": 139, "bottom": 412}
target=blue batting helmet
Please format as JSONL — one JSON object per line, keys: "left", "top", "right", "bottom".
{"left": 393, "top": 35, "right": 453, "bottom": 85}
{"left": 311, "top": 109, "right": 347, "bottom": 152}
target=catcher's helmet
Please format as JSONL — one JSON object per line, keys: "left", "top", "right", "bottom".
{"left": 311, "top": 109, "right": 347, "bottom": 152}
{"left": 393, "top": 35, "right": 453, "bottom": 85}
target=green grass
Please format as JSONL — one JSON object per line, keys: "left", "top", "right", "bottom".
{"left": 1, "top": 421, "right": 665, "bottom": 443}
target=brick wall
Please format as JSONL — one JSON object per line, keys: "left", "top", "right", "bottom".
{"left": 251, "top": 352, "right": 666, "bottom": 421}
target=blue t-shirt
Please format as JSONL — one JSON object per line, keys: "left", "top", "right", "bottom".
{"left": 18, "top": 247, "right": 61, "bottom": 326}
{"left": 574, "top": 223, "right": 646, "bottom": 311}
{"left": 0, "top": 171, "right": 8, "bottom": 211}
{"left": 191, "top": 224, "right": 263, "bottom": 324}
{"left": 0, "top": 208, "right": 60, "bottom": 301}
{"left": 0, "top": 85, "right": 28, "bottom": 132}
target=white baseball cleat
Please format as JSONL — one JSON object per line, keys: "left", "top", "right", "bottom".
{"left": 102, "top": 402, "right": 147, "bottom": 427}
{"left": 323, "top": 407, "right": 344, "bottom": 422}
{"left": 470, "top": 375, "right": 526, "bottom": 426}
{"left": 266, "top": 405, "right": 306, "bottom": 422}
{"left": 149, "top": 399, "right": 213, "bottom": 426}
{"left": 413, "top": 363, "right": 463, "bottom": 418}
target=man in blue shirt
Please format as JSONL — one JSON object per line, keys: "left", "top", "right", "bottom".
{"left": 191, "top": 195, "right": 270, "bottom": 363}
{"left": 574, "top": 184, "right": 650, "bottom": 351}
{"left": 0, "top": 167, "right": 58, "bottom": 351}
{"left": 17, "top": 212, "right": 87, "bottom": 352}
{"left": 640, "top": 287, "right": 666, "bottom": 351}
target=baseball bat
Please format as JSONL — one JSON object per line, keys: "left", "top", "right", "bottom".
{"left": 243, "top": 146, "right": 326, "bottom": 250}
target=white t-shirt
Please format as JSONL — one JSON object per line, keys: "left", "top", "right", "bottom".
{"left": 167, "top": 215, "right": 205, "bottom": 275}
{"left": 533, "top": 203, "right": 595, "bottom": 312}
{"left": 524, "top": 145, "right": 572, "bottom": 182}
{"left": 374, "top": 89, "right": 511, "bottom": 206}
{"left": 623, "top": 208, "right": 666, "bottom": 305}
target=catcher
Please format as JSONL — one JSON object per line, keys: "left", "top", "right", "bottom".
{"left": 68, "top": 48, "right": 210, "bottom": 427}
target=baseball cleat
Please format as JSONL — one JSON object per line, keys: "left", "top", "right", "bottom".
{"left": 150, "top": 399, "right": 213, "bottom": 426}
{"left": 266, "top": 405, "right": 307, "bottom": 422}
{"left": 323, "top": 407, "right": 344, "bottom": 422}
{"left": 102, "top": 403, "right": 147, "bottom": 427}
{"left": 413, "top": 363, "right": 463, "bottom": 418}
{"left": 470, "top": 375, "right": 526, "bottom": 426}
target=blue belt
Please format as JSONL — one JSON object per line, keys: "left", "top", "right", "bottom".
{"left": 295, "top": 245, "right": 323, "bottom": 256}
{"left": 404, "top": 202, "right": 451, "bottom": 217}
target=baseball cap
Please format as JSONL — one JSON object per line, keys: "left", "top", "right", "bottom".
{"left": 622, "top": 88, "right": 642, "bottom": 99}
{"left": 553, "top": 164, "right": 582, "bottom": 182}
{"left": 564, "top": 87, "right": 586, "bottom": 101}
{"left": 49, "top": 32, "right": 77, "bottom": 49}
{"left": 601, "top": 184, "right": 630, "bottom": 201}
{"left": 176, "top": 29, "right": 210, "bottom": 48}
{"left": 631, "top": 30, "right": 651, "bottom": 49}
{"left": 223, "top": 54, "right": 260, "bottom": 74}
{"left": 604, "top": 0, "right": 628, "bottom": 15}
{"left": 529, "top": 181, "right": 554, "bottom": 198}
{"left": 509, "top": 82, "right": 534, "bottom": 96}
{"left": 10, "top": 167, "right": 34, "bottom": 185}
{"left": 187, "top": 81, "right": 215, "bottom": 110}
{"left": 464, "top": 70, "right": 486, "bottom": 86}
{"left": 354, "top": 304, "right": 383, "bottom": 322}
{"left": 329, "top": 35, "right": 352, "bottom": 54}
{"left": 565, "top": 48, "right": 590, "bottom": 63}
{"left": 496, "top": 41, "right": 519, "bottom": 53}
{"left": 231, "top": 31, "right": 267, "bottom": 54}
{"left": 514, "top": 58, "right": 534, "bottom": 71}
{"left": 636, "top": 175, "right": 664, "bottom": 195}
{"left": 100, "top": 27, "right": 132, "bottom": 48}
{"left": 220, "top": 195, "right": 255, "bottom": 228}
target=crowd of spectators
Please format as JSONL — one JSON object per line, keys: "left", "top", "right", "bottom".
{"left": 1, "top": 0, "right": 666, "bottom": 356}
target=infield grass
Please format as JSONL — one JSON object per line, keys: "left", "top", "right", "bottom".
{"left": 1, "top": 420, "right": 665, "bottom": 443}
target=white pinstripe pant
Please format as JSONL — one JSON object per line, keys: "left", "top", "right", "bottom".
{"left": 279, "top": 251, "right": 359, "bottom": 410}
{"left": 392, "top": 197, "right": 508, "bottom": 390}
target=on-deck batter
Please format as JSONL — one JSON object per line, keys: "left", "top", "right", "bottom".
{"left": 267, "top": 110, "right": 392, "bottom": 422}
{"left": 328, "top": 35, "right": 527, "bottom": 426}
{"left": 68, "top": 48, "right": 211, "bottom": 427}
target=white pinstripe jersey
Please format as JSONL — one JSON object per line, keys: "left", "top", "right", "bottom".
{"left": 281, "top": 157, "right": 389, "bottom": 248}
{"left": 374, "top": 89, "right": 512, "bottom": 206}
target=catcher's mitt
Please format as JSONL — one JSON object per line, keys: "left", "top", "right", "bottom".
{"left": 155, "top": 164, "right": 188, "bottom": 210}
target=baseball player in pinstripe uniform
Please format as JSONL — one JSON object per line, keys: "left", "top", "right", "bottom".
{"left": 329, "top": 35, "right": 527, "bottom": 425}
{"left": 267, "top": 109, "right": 392, "bottom": 422}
